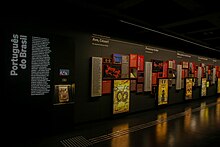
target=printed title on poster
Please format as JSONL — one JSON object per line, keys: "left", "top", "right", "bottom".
{"left": 10, "top": 34, "right": 27, "bottom": 76}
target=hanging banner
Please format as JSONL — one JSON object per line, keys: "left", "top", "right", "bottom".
{"left": 176, "top": 65, "right": 182, "bottom": 90}
{"left": 113, "top": 80, "right": 130, "bottom": 114}
{"left": 198, "top": 67, "right": 202, "bottom": 86}
{"left": 144, "top": 62, "right": 152, "bottom": 92}
{"left": 91, "top": 57, "right": 102, "bottom": 97}
{"left": 212, "top": 68, "right": 216, "bottom": 84}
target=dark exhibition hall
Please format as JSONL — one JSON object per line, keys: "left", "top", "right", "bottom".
{"left": 2, "top": 0, "right": 220, "bottom": 147}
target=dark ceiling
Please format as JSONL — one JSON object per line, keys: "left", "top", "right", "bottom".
{"left": 71, "top": 0, "right": 220, "bottom": 58}
{"left": 2, "top": 0, "right": 220, "bottom": 58}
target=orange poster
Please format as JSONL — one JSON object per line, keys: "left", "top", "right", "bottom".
{"left": 129, "top": 54, "right": 137, "bottom": 68}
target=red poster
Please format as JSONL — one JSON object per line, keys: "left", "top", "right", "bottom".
{"left": 130, "top": 54, "right": 138, "bottom": 68}
{"left": 163, "top": 61, "right": 168, "bottom": 78}
{"left": 182, "top": 69, "right": 185, "bottom": 78}
{"left": 194, "top": 70, "right": 197, "bottom": 78}
{"left": 215, "top": 66, "right": 219, "bottom": 72}
{"left": 152, "top": 73, "right": 158, "bottom": 85}
{"left": 102, "top": 80, "right": 112, "bottom": 94}
{"left": 172, "top": 60, "right": 176, "bottom": 70}
{"left": 137, "top": 55, "right": 144, "bottom": 71}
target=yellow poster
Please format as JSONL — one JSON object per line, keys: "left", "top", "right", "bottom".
{"left": 185, "top": 78, "right": 193, "bottom": 100}
{"left": 113, "top": 80, "right": 130, "bottom": 114}
{"left": 58, "top": 85, "right": 70, "bottom": 103}
{"left": 158, "top": 79, "right": 168, "bottom": 105}
{"left": 218, "top": 78, "right": 220, "bottom": 93}
{"left": 201, "top": 78, "right": 207, "bottom": 96}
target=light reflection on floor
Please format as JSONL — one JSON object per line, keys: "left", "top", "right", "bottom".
{"left": 155, "top": 112, "right": 167, "bottom": 144}
{"left": 111, "top": 123, "right": 129, "bottom": 147}
{"left": 216, "top": 98, "right": 220, "bottom": 122}
{"left": 95, "top": 97, "right": 220, "bottom": 147}
{"left": 200, "top": 102, "right": 209, "bottom": 127}
{"left": 184, "top": 107, "right": 192, "bottom": 132}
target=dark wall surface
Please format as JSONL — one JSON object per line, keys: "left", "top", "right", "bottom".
{"left": 2, "top": 23, "right": 220, "bottom": 138}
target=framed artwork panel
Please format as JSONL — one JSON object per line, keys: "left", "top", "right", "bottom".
{"left": 113, "top": 80, "right": 130, "bottom": 114}
{"left": 185, "top": 78, "right": 193, "bottom": 100}
{"left": 158, "top": 79, "right": 169, "bottom": 105}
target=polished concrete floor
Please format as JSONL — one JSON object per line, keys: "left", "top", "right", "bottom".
{"left": 12, "top": 96, "right": 220, "bottom": 147}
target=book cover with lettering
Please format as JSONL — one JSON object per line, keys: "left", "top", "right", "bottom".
{"left": 158, "top": 79, "right": 168, "bottom": 105}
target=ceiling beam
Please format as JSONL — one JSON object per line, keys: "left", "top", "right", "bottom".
{"left": 159, "top": 12, "right": 220, "bottom": 29}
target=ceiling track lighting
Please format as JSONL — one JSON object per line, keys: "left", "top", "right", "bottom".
{"left": 120, "top": 20, "right": 220, "bottom": 52}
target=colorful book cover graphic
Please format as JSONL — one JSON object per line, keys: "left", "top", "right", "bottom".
{"left": 113, "top": 80, "right": 130, "bottom": 114}
{"left": 103, "top": 64, "right": 121, "bottom": 79}
{"left": 113, "top": 54, "right": 122, "bottom": 64}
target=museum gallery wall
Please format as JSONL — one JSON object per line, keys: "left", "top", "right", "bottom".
{"left": 3, "top": 26, "right": 220, "bottom": 126}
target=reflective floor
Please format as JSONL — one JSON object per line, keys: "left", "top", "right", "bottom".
{"left": 14, "top": 96, "right": 220, "bottom": 147}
